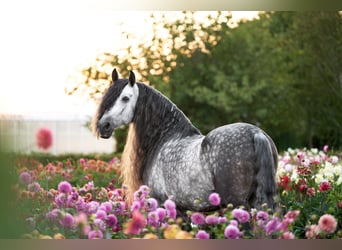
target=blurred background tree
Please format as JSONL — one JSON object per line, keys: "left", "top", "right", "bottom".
{"left": 66, "top": 11, "right": 342, "bottom": 151}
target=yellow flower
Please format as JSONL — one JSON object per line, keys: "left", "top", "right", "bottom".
{"left": 39, "top": 235, "right": 53, "bottom": 239}
{"left": 53, "top": 233, "right": 66, "bottom": 239}
{"left": 175, "top": 231, "right": 193, "bottom": 239}
{"left": 164, "top": 224, "right": 181, "bottom": 239}
{"left": 143, "top": 233, "right": 158, "bottom": 239}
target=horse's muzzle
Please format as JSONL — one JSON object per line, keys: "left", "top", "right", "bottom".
{"left": 97, "top": 120, "right": 114, "bottom": 139}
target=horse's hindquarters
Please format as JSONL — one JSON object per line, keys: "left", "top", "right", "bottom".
{"left": 201, "top": 123, "right": 271, "bottom": 208}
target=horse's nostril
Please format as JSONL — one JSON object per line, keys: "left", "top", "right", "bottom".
{"left": 103, "top": 122, "right": 111, "bottom": 131}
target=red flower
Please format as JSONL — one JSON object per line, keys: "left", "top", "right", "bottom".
{"left": 278, "top": 175, "right": 292, "bottom": 190}
{"left": 319, "top": 181, "right": 331, "bottom": 192}
{"left": 36, "top": 128, "right": 53, "bottom": 150}
{"left": 124, "top": 211, "right": 147, "bottom": 235}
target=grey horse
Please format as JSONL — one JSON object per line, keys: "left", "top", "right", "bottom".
{"left": 94, "top": 68, "right": 278, "bottom": 212}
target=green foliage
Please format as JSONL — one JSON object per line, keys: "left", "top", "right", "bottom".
{"left": 66, "top": 11, "right": 342, "bottom": 151}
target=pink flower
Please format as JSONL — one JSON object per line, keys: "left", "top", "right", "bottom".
{"left": 323, "top": 145, "right": 329, "bottom": 153}
{"left": 232, "top": 208, "right": 250, "bottom": 223}
{"left": 147, "top": 211, "right": 159, "bottom": 227}
{"left": 256, "top": 211, "right": 269, "bottom": 222}
{"left": 36, "top": 127, "right": 53, "bottom": 150}
{"left": 131, "top": 201, "right": 141, "bottom": 212}
{"left": 99, "top": 201, "right": 112, "bottom": 213}
{"left": 205, "top": 215, "right": 219, "bottom": 225}
{"left": 284, "top": 210, "right": 300, "bottom": 222}
{"left": 208, "top": 193, "right": 221, "bottom": 206}
{"left": 124, "top": 211, "right": 147, "bottom": 235}
{"left": 96, "top": 210, "right": 107, "bottom": 220}
{"left": 266, "top": 216, "right": 280, "bottom": 235}
{"left": 319, "top": 181, "right": 331, "bottom": 192}
{"left": 191, "top": 212, "right": 205, "bottom": 225}
{"left": 305, "top": 225, "right": 320, "bottom": 239}
{"left": 281, "top": 231, "right": 295, "bottom": 239}
{"left": 88, "top": 230, "right": 103, "bottom": 239}
{"left": 19, "top": 172, "right": 32, "bottom": 185}
{"left": 166, "top": 208, "right": 177, "bottom": 219}
{"left": 164, "top": 199, "right": 176, "bottom": 211}
{"left": 156, "top": 208, "right": 166, "bottom": 222}
{"left": 218, "top": 216, "right": 227, "bottom": 224}
{"left": 306, "top": 187, "right": 316, "bottom": 196}
{"left": 58, "top": 181, "right": 72, "bottom": 194}
{"left": 224, "top": 224, "right": 240, "bottom": 239}
{"left": 196, "top": 230, "right": 210, "bottom": 239}
{"left": 318, "top": 214, "right": 337, "bottom": 234}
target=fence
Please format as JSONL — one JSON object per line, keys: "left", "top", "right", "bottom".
{"left": 0, "top": 114, "right": 115, "bottom": 155}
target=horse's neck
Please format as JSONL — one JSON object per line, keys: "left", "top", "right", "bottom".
{"left": 134, "top": 84, "right": 200, "bottom": 147}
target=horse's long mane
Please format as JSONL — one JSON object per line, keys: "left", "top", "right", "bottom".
{"left": 121, "top": 83, "right": 201, "bottom": 202}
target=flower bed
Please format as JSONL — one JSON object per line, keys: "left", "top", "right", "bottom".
{"left": 14, "top": 147, "right": 342, "bottom": 239}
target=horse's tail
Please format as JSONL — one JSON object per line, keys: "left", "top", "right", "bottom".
{"left": 253, "top": 132, "right": 278, "bottom": 210}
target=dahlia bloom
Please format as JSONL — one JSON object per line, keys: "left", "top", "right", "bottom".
{"left": 36, "top": 127, "right": 53, "bottom": 150}
{"left": 318, "top": 214, "right": 337, "bottom": 234}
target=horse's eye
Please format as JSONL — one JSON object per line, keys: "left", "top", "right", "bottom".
{"left": 122, "top": 96, "right": 130, "bottom": 102}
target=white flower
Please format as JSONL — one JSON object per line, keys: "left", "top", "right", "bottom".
{"left": 284, "top": 164, "right": 294, "bottom": 173}
{"left": 314, "top": 174, "right": 324, "bottom": 184}
{"left": 310, "top": 148, "right": 318, "bottom": 154}
{"left": 330, "top": 156, "right": 339, "bottom": 164}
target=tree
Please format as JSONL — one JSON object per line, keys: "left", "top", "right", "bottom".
{"left": 66, "top": 11, "right": 342, "bottom": 151}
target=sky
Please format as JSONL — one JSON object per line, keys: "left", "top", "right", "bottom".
{"left": 0, "top": 1, "right": 258, "bottom": 116}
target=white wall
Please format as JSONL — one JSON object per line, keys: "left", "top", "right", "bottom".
{"left": 0, "top": 114, "right": 115, "bottom": 155}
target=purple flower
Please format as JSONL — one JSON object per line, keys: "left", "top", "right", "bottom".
{"left": 208, "top": 192, "right": 221, "bottom": 206}
{"left": 147, "top": 211, "right": 160, "bottom": 227}
{"left": 191, "top": 212, "right": 205, "bottom": 225}
{"left": 93, "top": 218, "right": 106, "bottom": 232}
{"left": 164, "top": 199, "right": 176, "bottom": 211}
{"left": 28, "top": 182, "right": 41, "bottom": 192}
{"left": 99, "top": 201, "right": 112, "bottom": 213}
{"left": 224, "top": 224, "right": 240, "bottom": 239}
{"left": 131, "top": 200, "right": 141, "bottom": 212}
{"left": 218, "top": 216, "right": 227, "bottom": 224}
{"left": 58, "top": 181, "right": 72, "bottom": 194}
{"left": 88, "top": 230, "right": 103, "bottom": 239}
{"left": 266, "top": 216, "right": 281, "bottom": 235}
{"left": 156, "top": 208, "right": 166, "bottom": 222}
{"left": 106, "top": 214, "right": 118, "bottom": 228}
{"left": 205, "top": 215, "right": 219, "bottom": 225}
{"left": 46, "top": 208, "right": 60, "bottom": 221}
{"left": 86, "top": 201, "right": 100, "bottom": 214}
{"left": 167, "top": 208, "right": 177, "bottom": 219}
{"left": 113, "top": 201, "right": 126, "bottom": 215}
{"left": 96, "top": 209, "right": 107, "bottom": 220}
{"left": 59, "top": 212, "right": 75, "bottom": 229}
{"left": 145, "top": 198, "right": 158, "bottom": 212}
{"left": 232, "top": 208, "right": 250, "bottom": 223}
{"left": 55, "top": 193, "right": 67, "bottom": 207}
{"left": 256, "top": 211, "right": 269, "bottom": 222}
{"left": 19, "top": 172, "right": 32, "bottom": 185}
{"left": 229, "top": 220, "right": 238, "bottom": 227}
{"left": 196, "top": 230, "right": 210, "bottom": 239}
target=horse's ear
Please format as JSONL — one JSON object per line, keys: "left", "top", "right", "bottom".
{"left": 129, "top": 71, "right": 136, "bottom": 86}
{"left": 112, "top": 68, "right": 119, "bottom": 83}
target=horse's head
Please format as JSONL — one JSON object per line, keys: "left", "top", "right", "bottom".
{"left": 94, "top": 68, "right": 139, "bottom": 139}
